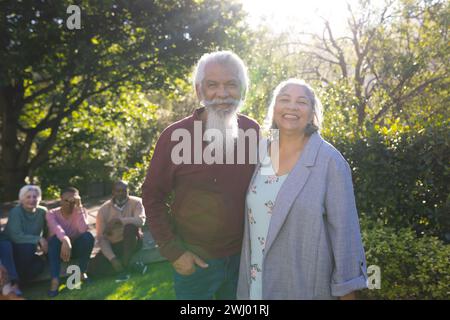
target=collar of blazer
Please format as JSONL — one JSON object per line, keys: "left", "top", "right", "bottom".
{"left": 262, "top": 131, "right": 324, "bottom": 256}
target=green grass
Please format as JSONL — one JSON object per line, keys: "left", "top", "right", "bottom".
{"left": 22, "top": 261, "right": 176, "bottom": 300}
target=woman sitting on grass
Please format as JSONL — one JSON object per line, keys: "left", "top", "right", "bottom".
{"left": 6, "top": 185, "right": 47, "bottom": 286}
{"left": 46, "top": 187, "right": 95, "bottom": 297}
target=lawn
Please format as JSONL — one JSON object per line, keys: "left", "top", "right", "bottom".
{"left": 22, "top": 261, "right": 176, "bottom": 300}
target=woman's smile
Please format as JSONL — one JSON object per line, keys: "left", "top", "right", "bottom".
{"left": 282, "top": 113, "right": 300, "bottom": 120}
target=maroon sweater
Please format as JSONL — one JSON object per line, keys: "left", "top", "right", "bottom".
{"left": 142, "top": 108, "right": 259, "bottom": 262}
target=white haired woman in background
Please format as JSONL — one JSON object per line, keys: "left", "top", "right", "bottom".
{"left": 5, "top": 185, "right": 47, "bottom": 285}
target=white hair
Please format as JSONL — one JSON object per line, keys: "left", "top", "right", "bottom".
{"left": 264, "top": 78, "right": 323, "bottom": 133}
{"left": 192, "top": 50, "right": 249, "bottom": 99}
{"left": 18, "top": 185, "right": 42, "bottom": 204}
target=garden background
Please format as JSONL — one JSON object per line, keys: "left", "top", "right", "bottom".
{"left": 0, "top": 0, "right": 448, "bottom": 299}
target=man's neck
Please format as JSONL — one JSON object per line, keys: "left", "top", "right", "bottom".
{"left": 113, "top": 198, "right": 129, "bottom": 207}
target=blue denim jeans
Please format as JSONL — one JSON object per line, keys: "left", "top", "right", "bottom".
{"left": 0, "top": 240, "right": 19, "bottom": 282}
{"left": 48, "top": 232, "right": 94, "bottom": 279}
{"left": 173, "top": 253, "right": 240, "bottom": 300}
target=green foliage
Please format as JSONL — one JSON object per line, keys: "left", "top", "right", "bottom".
{"left": 324, "top": 118, "right": 450, "bottom": 240}
{"left": 242, "top": 28, "right": 306, "bottom": 125}
{"left": 122, "top": 154, "right": 153, "bottom": 198}
{"left": 35, "top": 87, "right": 160, "bottom": 197}
{"left": 0, "top": 0, "right": 251, "bottom": 201}
{"left": 1, "top": 0, "right": 448, "bottom": 299}
{"left": 360, "top": 218, "right": 450, "bottom": 299}
{"left": 364, "top": 0, "right": 449, "bottom": 124}
{"left": 319, "top": 80, "right": 361, "bottom": 138}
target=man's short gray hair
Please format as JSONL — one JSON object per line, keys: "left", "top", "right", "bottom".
{"left": 264, "top": 79, "right": 323, "bottom": 135}
{"left": 18, "top": 185, "right": 42, "bottom": 204}
{"left": 193, "top": 50, "right": 249, "bottom": 98}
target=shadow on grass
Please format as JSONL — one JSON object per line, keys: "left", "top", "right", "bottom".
{"left": 22, "top": 261, "right": 175, "bottom": 300}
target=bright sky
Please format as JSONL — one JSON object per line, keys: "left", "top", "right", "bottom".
{"left": 239, "top": 0, "right": 370, "bottom": 36}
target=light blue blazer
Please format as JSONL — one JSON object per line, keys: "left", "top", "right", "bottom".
{"left": 237, "top": 132, "right": 368, "bottom": 299}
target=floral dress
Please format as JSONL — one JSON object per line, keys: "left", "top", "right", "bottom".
{"left": 246, "top": 155, "right": 288, "bottom": 300}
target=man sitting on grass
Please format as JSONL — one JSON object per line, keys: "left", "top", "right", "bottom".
{"left": 89, "top": 181, "right": 147, "bottom": 281}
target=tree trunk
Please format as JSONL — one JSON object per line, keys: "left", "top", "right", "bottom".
{"left": 0, "top": 84, "right": 29, "bottom": 202}
{"left": 357, "top": 102, "right": 366, "bottom": 127}
{"left": 1, "top": 165, "right": 29, "bottom": 202}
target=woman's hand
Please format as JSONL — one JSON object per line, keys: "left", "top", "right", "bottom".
{"left": 60, "top": 237, "right": 72, "bottom": 262}
{"left": 74, "top": 196, "right": 82, "bottom": 209}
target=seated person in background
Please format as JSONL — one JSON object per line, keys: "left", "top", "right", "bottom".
{"left": 0, "top": 204, "right": 23, "bottom": 298}
{"left": 89, "top": 181, "right": 146, "bottom": 280}
{"left": 5, "top": 185, "right": 47, "bottom": 284}
{"left": 0, "top": 260, "right": 23, "bottom": 299}
{"left": 46, "top": 187, "right": 95, "bottom": 297}
{"left": 0, "top": 241, "right": 22, "bottom": 299}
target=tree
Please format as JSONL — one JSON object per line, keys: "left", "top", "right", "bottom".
{"left": 281, "top": 0, "right": 448, "bottom": 129}
{"left": 34, "top": 86, "right": 160, "bottom": 198}
{"left": 0, "top": 0, "right": 249, "bottom": 201}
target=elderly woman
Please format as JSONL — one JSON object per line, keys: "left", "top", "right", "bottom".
{"left": 237, "top": 79, "right": 368, "bottom": 300}
{"left": 5, "top": 185, "right": 47, "bottom": 284}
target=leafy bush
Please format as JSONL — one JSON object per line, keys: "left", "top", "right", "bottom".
{"left": 360, "top": 218, "right": 450, "bottom": 299}
{"left": 326, "top": 120, "right": 450, "bottom": 241}
{"left": 122, "top": 155, "right": 152, "bottom": 198}
{"left": 35, "top": 89, "right": 159, "bottom": 199}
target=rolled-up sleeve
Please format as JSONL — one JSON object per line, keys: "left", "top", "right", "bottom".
{"left": 325, "top": 155, "right": 368, "bottom": 297}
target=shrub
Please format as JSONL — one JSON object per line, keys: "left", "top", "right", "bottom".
{"left": 327, "top": 121, "right": 449, "bottom": 241}
{"left": 360, "top": 218, "right": 450, "bottom": 299}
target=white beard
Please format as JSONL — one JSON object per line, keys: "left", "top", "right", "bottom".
{"left": 203, "top": 100, "right": 241, "bottom": 162}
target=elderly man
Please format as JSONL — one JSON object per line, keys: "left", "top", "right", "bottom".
{"left": 89, "top": 181, "right": 146, "bottom": 281}
{"left": 142, "top": 50, "right": 259, "bottom": 299}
